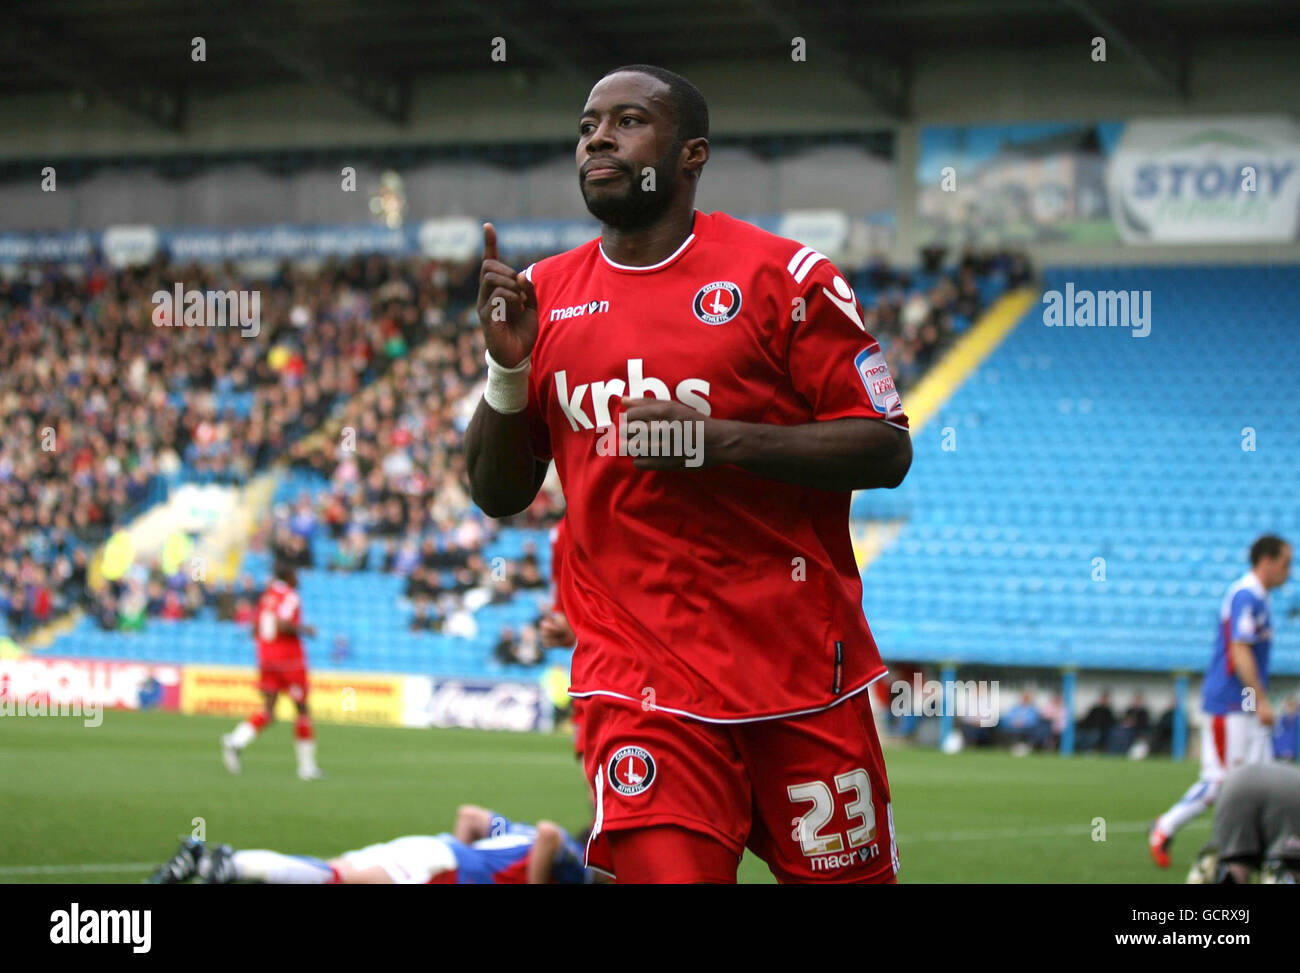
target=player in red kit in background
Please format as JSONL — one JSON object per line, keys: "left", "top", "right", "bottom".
{"left": 222, "top": 560, "right": 323, "bottom": 781}
{"left": 466, "top": 64, "right": 912, "bottom": 883}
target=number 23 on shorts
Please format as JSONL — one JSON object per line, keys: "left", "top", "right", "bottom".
{"left": 788, "top": 768, "right": 876, "bottom": 856}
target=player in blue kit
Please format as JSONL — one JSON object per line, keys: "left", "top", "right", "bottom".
{"left": 148, "top": 805, "right": 595, "bottom": 884}
{"left": 1150, "top": 535, "right": 1292, "bottom": 867}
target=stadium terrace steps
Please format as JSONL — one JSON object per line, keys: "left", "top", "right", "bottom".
{"left": 900, "top": 286, "right": 1039, "bottom": 435}
{"left": 40, "top": 268, "right": 1300, "bottom": 680}
{"left": 849, "top": 286, "right": 1037, "bottom": 573}
{"left": 48, "top": 586, "right": 568, "bottom": 680}
{"left": 859, "top": 265, "right": 1300, "bottom": 675}
{"left": 851, "top": 520, "right": 905, "bottom": 571}
{"left": 46, "top": 461, "right": 565, "bottom": 678}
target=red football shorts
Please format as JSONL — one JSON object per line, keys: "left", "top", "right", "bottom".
{"left": 581, "top": 688, "right": 899, "bottom": 884}
{"left": 572, "top": 698, "right": 587, "bottom": 759}
{"left": 258, "top": 659, "right": 308, "bottom": 702}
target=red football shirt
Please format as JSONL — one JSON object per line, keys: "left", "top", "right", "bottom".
{"left": 256, "top": 580, "right": 304, "bottom": 666}
{"left": 522, "top": 209, "right": 908, "bottom": 722}
{"left": 549, "top": 518, "right": 574, "bottom": 624}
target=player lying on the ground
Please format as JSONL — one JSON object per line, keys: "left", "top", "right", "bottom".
{"left": 147, "top": 805, "right": 597, "bottom": 884}
{"left": 1186, "top": 762, "right": 1300, "bottom": 884}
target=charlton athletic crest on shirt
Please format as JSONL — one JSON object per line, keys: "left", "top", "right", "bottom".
{"left": 608, "top": 745, "right": 657, "bottom": 796}
{"left": 692, "top": 281, "right": 742, "bottom": 325}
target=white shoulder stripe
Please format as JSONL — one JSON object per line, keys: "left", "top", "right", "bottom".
{"left": 789, "top": 247, "right": 827, "bottom": 284}
{"left": 523, "top": 263, "right": 535, "bottom": 283}
{"left": 787, "top": 246, "right": 815, "bottom": 275}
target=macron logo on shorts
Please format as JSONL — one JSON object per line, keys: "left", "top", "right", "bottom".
{"left": 608, "top": 746, "right": 657, "bottom": 797}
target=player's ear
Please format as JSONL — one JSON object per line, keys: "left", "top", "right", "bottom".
{"left": 683, "top": 138, "right": 708, "bottom": 179}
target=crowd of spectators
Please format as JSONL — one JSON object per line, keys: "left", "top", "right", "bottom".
{"left": 863, "top": 247, "right": 1033, "bottom": 393}
{"left": 2, "top": 245, "right": 1022, "bottom": 668}
{"left": 90, "top": 562, "right": 262, "bottom": 633}
{"left": 956, "top": 687, "right": 1172, "bottom": 756}
{"left": 260, "top": 484, "right": 552, "bottom": 648}
{"left": 887, "top": 677, "right": 1300, "bottom": 762}
{"left": 1, "top": 549, "right": 89, "bottom": 636}
{"left": 0, "top": 250, "right": 477, "bottom": 636}
{"left": 251, "top": 250, "right": 568, "bottom": 656}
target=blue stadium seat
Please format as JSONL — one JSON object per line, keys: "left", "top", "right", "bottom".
{"left": 858, "top": 266, "right": 1300, "bottom": 674}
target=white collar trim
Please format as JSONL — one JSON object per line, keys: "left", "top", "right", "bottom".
{"left": 1246, "top": 570, "right": 1268, "bottom": 598}
{"left": 598, "top": 216, "right": 699, "bottom": 271}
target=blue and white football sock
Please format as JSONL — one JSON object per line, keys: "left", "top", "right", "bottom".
{"left": 232, "top": 850, "right": 335, "bottom": 884}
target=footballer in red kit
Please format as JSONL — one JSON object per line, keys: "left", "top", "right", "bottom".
{"left": 257, "top": 577, "right": 308, "bottom": 698}
{"left": 466, "top": 65, "right": 911, "bottom": 883}
{"left": 540, "top": 518, "right": 586, "bottom": 761}
{"left": 221, "top": 560, "right": 324, "bottom": 781}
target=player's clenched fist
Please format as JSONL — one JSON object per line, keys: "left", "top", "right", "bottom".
{"left": 477, "top": 222, "right": 538, "bottom": 368}
{"left": 618, "top": 396, "right": 732, "bottom": 471}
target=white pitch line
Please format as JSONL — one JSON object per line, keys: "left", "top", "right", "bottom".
{"left": 2, "top": 819, "right": 1211, "bottom": 876}
{"left": 0, "top": 863, "right": 158, "bottom": 876}
{"left": 899, "top": 820, "right": 1206, "bottom": 844}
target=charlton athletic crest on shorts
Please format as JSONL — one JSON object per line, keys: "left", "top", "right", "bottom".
{"left": 692, "top": 281, "right": 742, "bottom": 325}
{"left": 608, "top": 746, "right": 657, "bottom": 796}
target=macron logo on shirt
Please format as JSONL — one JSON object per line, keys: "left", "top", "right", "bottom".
{"left": 555, "top": 358, "right": 711, "bottom": 430}
{"left": 550, "top": 299, "right": 610, "bottom": 322}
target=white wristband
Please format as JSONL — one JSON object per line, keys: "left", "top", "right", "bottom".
{"left": 484, "top": 349, "right": 531, "bottom": 414}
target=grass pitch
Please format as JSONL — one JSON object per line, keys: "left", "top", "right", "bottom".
{"left": 0, "top": 709, "right": 1210, "bottom": 883}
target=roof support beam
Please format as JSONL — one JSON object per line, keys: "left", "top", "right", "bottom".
{"left": 746, "top": 0, "right": 910, "bottom": 119}
{"left": 456, "top": 0, "right": 638, "bottom": 88}
{"left": 223, "top": 0, "right": 410, "bottom": 125}
{"left": 1059, "top": 0, "right": 1188, "bottom": 98}
{"left": 0, "top": 19, "right": 185, "bottom": 132}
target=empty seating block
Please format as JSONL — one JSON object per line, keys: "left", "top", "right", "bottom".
{"left": 854, "top": 266, "right": 1300, "bottom": 674}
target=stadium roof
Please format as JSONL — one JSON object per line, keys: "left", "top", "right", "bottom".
{"left": 1, "top": 0, "right": 1297, "bottom": 129}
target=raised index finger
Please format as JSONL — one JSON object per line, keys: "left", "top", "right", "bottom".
{"left": 482, "top": 222, "right": 498, "bottom": 263}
